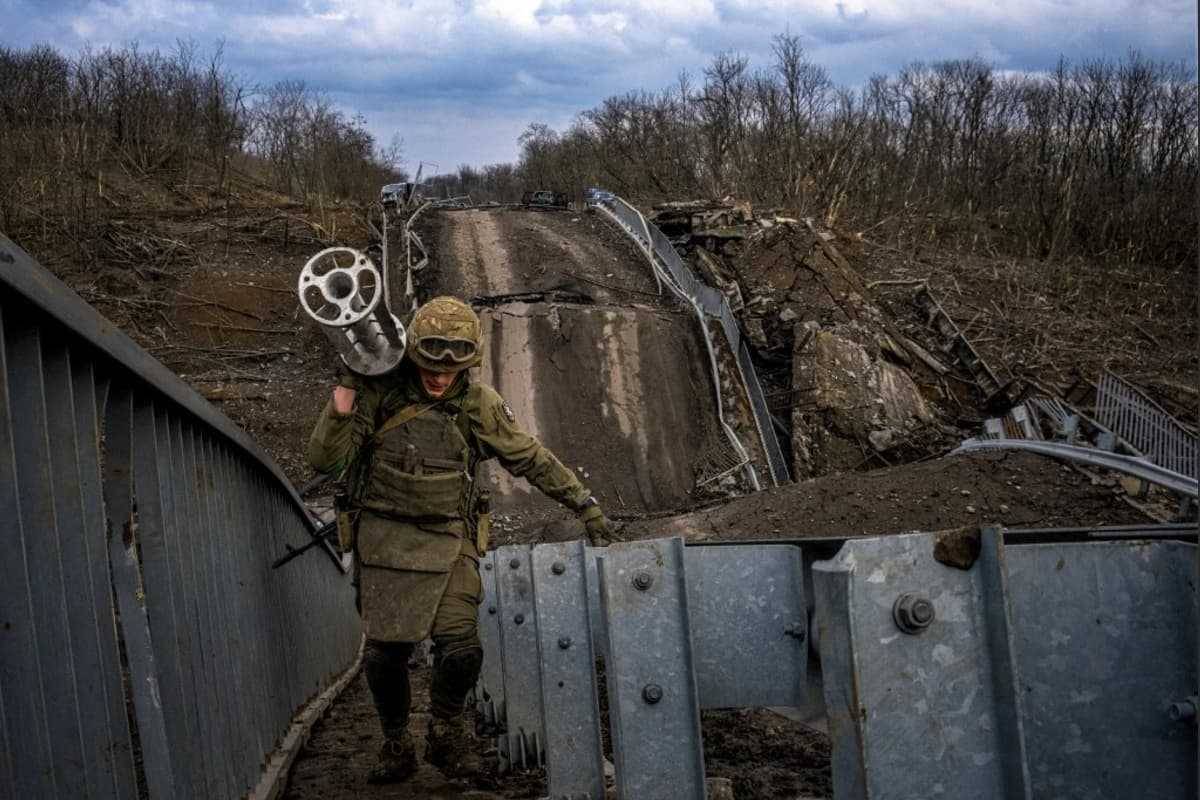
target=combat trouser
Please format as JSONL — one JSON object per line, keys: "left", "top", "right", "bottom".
{"left": 364, "top": 552, "right": 483, "bottom": 735}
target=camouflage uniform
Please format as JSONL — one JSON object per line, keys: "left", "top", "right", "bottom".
{"left": 306, "top": 297, "right": 605, "bottom": 779}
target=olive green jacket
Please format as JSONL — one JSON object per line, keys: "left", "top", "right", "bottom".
{"left": 307, "top": 363, "right": 591, "bottom": 642}
{"left": 307, "top": 364, "right": 592, "bottom": 514}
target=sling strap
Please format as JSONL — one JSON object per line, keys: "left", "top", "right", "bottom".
{"left": 373, "top": 402, "right": 438, "bottom": 442}
{"left": 373, "top": 397, "right": 474, "bottom": 450}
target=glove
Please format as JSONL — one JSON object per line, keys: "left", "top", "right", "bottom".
{"left": 335, "top": 360, "right": 362, "bottom": 390}
{"left": 579, "top": 503, "right": 612, "bottom": 548}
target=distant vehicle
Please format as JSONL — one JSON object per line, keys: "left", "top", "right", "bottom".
{"left": 380, "top": 182, "right": 413, "bottom": 207}
{"left": 521, "top": 190, "right": 569, "bottom": 209}
{"left": 584, "top": 187, "right": 614, "bottom": 206}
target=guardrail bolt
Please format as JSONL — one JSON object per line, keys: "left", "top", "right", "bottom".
{"left": 558, "top": 636, "right": 572, "bottom": 650}
{"left": 484, "top": 562, "right": 493, "bottom": 571}
{"left": 642, "top": 683, "right": 663, "bottom": 704}
{"left": 1169, "top": 696, "right": 1198, "bottom": 723}
{"left": 509, "top": 558, "right": 521, "bottom": 570}
{"left": 551, "top": 561, "right": 566, "bottom": 575}
{"left": 633, "top": 571, "right": 654, "bottom": 591}
{"left": 514, "top": 613, "right": 525, "bottom": 625}
{"left": 487, "top": 605, "right": 496, "bottom": 615}
{"left": 893, "top": 593, "right": 935, "bottom": 634}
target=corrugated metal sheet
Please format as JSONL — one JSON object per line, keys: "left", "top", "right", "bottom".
{"left": 0, "top": 234, "right": 361, "bottom": 799}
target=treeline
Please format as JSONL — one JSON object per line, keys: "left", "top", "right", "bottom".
{"left": 507, "top": 37, "right": 1197, "bottom": 267}
{"left": 423, "top": 162, "right": 522, "bottom": 203}
{"left": 0, "top": 41, "right": 403, "bottom": 244}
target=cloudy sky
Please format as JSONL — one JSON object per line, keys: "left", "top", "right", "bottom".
{"left": 3, "top": 1, "right": 1195, "bottom": 170}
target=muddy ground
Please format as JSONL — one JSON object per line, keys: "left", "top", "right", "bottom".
{"left": 622, "top": 449, "right": 1150, "bottom": 542}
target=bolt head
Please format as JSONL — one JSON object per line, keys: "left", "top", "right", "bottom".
{"left": 893, "top": 593, "right": 935, "bottom": 634}
{"left": 484, "top": 562, "right": 493, "bottom": 571}
{"left": 557, "top": 636, "right": 572, "bottom": 650}
{"left": 509, "top": 558, "right": 521, "bottom": 570}
{"left": 514, "top": 613, "right": 524, "bottom": 625}
{"left": 1169, "top": 699, "right": 1197, "bottom": 723}
{"left": 910, "top": 598, "right": 934, "bottom": 625}
{"left": 487, "top": 606, "right": 496, "bottom": 615}
{"left": 642, "top": 683, "right": 663, "bottom": 704}
{"left": 633, "top": 571, "right": 653, "bottom": 591}
{"left": 551, "top": 561, "right": 566, "bottom": 575}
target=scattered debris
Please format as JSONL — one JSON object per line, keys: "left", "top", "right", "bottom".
{"left": 913, "top": 285, "right": 1020, "bottom": 410}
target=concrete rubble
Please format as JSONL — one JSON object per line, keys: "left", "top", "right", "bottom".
{"left": 657, "top": 196, "right": 1196, "bottom": 518}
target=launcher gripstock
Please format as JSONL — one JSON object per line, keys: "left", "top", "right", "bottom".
{"left": 297, "top": 246, "right": 406, "bottom": 376}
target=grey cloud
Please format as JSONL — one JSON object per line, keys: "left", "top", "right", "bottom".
{"left": 1, "top": 0, "right": 1194, "bottom": 166}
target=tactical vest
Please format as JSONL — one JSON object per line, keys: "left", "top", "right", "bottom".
{"left": 358, "top": 401, "right": 478, "bottom": 523}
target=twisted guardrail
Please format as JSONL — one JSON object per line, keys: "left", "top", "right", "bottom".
{"left": 586, "top": 189, "right": 790, "bottom": 488}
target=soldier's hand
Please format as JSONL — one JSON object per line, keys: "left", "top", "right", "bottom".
{"left": 332, "top": 385, "right": 357, "bottom": 416}
{"left": 332, "top": 365, "right": 360, "bottom": 415}
{"left": 580, "top": 504, "right": 612, "bottom": 548}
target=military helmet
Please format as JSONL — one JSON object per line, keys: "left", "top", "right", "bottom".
{"left": 407, "top": 296, "right": 483, "bottom": 373}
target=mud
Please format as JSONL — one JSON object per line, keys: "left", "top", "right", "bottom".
{"left": 283, "top": 665, "right": 544, "bottom": 800}
{"left": 621, "top": 450, "right": 1149, "bottom": 543}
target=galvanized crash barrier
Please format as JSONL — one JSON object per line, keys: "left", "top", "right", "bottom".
{"left": 815, "top": 526, "right": 1197, "bottom": 799}
{"left": 475, "top": 537, "right": 809, "bottom": 799}
{"left": 0, "top": 234, "right": 361, "bottom": 799}
{"left": 478, "top": 526, "right": 1196, "bottom": 800}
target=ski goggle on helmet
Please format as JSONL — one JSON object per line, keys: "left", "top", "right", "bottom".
{"left": 407, "top": 296, "right": 484, "bottom": 373}
{"left": 415, "top": 335, "right": 477, "bottom": 364}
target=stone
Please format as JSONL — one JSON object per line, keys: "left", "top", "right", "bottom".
{"left": 868, "top": 428, "right": 896, "bottom": 451}
{"left": 933, "top": 526, "right": 982, "bottom": 570}
{"left": 706, "top": 777, "right": 735, "bottom": 800}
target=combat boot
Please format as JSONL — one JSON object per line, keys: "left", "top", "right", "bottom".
{"left": 425, "top": 714, "right": 490, "bottom": 783}
{"left": 367, "top": 732, "right": 417, "bottom": 784}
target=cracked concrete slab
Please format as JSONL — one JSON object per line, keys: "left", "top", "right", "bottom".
{"left": 473, "top": 301, "right": 715, "bottom": 518}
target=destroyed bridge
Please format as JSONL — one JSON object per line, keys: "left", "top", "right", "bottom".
{"left": 0, "top": 188, "right": 1197, "bottom": 800}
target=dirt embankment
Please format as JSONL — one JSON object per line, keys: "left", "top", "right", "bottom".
{"left": 9, "top": 166, "right": 365, "bottom": 485}
{"left": 621, "top": 450, "right": 1150, "bottom": 543}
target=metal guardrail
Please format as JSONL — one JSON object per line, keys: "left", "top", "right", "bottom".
{"left": 815, "top": 528, "right": 1197, "bottom": 799}
{"left": 0, "top": 234, "right": 361, "bottom": 799}
{"left": 954, "top": 438, "right": 1199, "bottom": 496}
{"left": 399, "top": 201, "right": 432, "bottom": 312}
{"left": 587, "top": 190, "right": 790, "bottom": 488}
{"left": 1096, "top": 370, "right": 1198, "bottom": 479}
{"left": 479, "top": 526, "right": 1197, "bottom": 799}
{"left": 477, "top": 538, "right": 808, "bottom": 798}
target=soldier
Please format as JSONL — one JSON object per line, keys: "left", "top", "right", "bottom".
{"left": 307, "top": 296, "right": 612, "bottom": 784}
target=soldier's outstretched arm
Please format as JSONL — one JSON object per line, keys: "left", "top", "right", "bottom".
{"left": 469, "top": 384, "right": 613, "bottom": 545}
{"left": 307, "top": 375, "right": 382, "bottom": 477}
